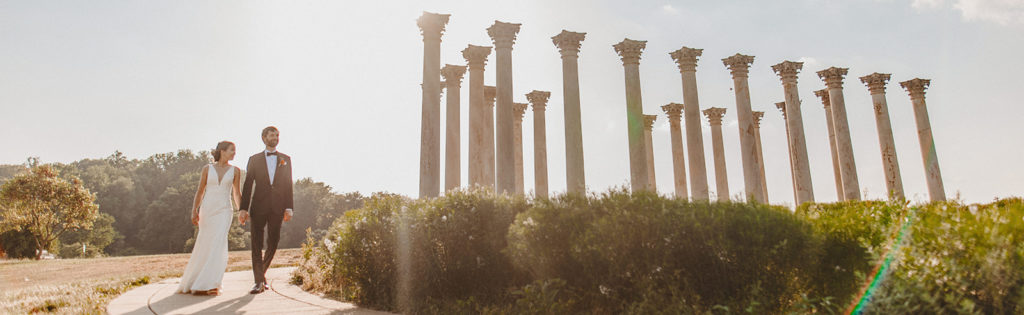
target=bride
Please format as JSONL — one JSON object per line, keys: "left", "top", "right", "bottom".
{"left": 177, "top": 141, "right": 242, "bottom": 295}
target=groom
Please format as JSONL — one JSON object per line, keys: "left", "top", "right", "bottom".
{"left": 238, "top": 126, "right": 294, "bottom": 294}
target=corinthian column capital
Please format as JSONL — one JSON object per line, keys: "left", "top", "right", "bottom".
{"left": 417, "top": 12, "right": 450, "bottom": 41}
{"left": 643, "top": 114, "right": 658, "bottom": 130}
{"left": 774, "top": 101, "right": 788, "bottom": 119}
{"left": 813, "top": 89, "right": 831, "bottom": 107}
{"left": 485, "top": 85, "right": 496, "bottom": 107}
{"left": 613, "top": 38, "right": 647, "bottom": 65}
{"left": 526, "top": 90, "right": 551, "bottom": 111}
{"left": 702, "top": 107, "right": 727, "bottom": 126}
{"left": 859, "top": 72, "right": 891, "bottom": 94}
{"left": 669, "top": 46, "right": 703, "bottom": 72}
{"left": 816, "top": 67, "right": 849, "bottom": 88}
{"left": 487, "top": 21, "right": 521, "bottom": 49}
{"left": 552, "top": 30, "right": 586, "bottom": 57}
{"left": 722, "top": 53, "right": 755, "bottom": 77}
{"left": 513, "top": 102, "right": 528, "bottom": 120}
{"left": 900, "top": 78, "right": 931, "bottom": 99}
{"left": 752, "top": 111, "right": 765, "bottom": 128}
{"left": 440, "top": 64, "right": 467, "bottom": 86}
{"left": 661, "top": 103, "right": 684, "bottom": 120}
{"left": 462, "top": 45, "right": 492, "bottom": 70}
{"left": 772, "top": 61, "right": 804, "bottom": 83}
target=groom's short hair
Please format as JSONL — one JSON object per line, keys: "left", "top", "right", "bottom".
{"left": 262, "top": 126, "right": 279, "bottom": 138}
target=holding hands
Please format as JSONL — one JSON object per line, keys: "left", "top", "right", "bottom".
{"left": 239, "top": 210, "right": 248, "bottom": 226}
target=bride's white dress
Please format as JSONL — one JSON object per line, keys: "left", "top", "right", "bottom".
{"left": 177, "top": 164, "right": 234, "bottom": 293}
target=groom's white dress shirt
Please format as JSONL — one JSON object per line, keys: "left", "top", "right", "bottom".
{"left": 265, "top": 150, "right": 293, "bottom": 217}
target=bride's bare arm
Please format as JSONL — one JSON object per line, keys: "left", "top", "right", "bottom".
{"left": 193, "top": 165, "right": 209, "bottom": 215}
{"left": 232, "top": 166, "right": 242, "bottom": 209}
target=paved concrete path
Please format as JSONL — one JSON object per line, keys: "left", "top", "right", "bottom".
{"left": 107, "top": 267, "right": 394, "bottom": 314}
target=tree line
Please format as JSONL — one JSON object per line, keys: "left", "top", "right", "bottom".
{"left": 0, "top": 150, "right": 364, "bottom": 259}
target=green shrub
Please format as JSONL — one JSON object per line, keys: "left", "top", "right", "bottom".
{"left": 861, "top": 199, "right": 1024, "bottom": 314}
{"left": 795, "top": 200, "right": 908, "bottom": 305}
{"left": 508, "top": 188, "right": 820, "bottom": 313}
{"left": 295, "top": 189, "right": 529, "bottom": 313}
{"left": 402, "top": 189, "right": 530, "bottom": 312}
{"left": 296, "top": 187, "right": 1024, "bottom": 314}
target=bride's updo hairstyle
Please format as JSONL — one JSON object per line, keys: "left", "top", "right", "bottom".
{"left": 212, "top": 141, "right": 235, "bottom": 162}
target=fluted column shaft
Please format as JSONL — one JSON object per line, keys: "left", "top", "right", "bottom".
{"left": 528, "top": 91, "right": 551, "bottom": 198}
{"left": 776, "top": 102, "right": 798, "bottom": 204}
{"left": 463, "top": 45, "right": 491, "bottom": 189}
{"left": 614, "top": 39, "right": 651, "bottom": 192}
{"left": 643, "top": 115, "right": 657, "bottom": 191}
{"left": 901, "top": 78, "right": 945, "bottom": 201}
{"left": 704, "top": 108, "right": 729, "bottom": 201}
{"left": 488, "top": 21, "right": 521, "bottom": 194}
{"left": 752, "top": 111, "right": 768, "bottom": 203}
{"left": 417, "top": 12, "right": 449, "bottom": 198}
{"left": 513, "top": 103, "right": 527, "bottom": 194}
{"left": 662, "top": 104, "right": 688, "bottom": 199}
{"left": 484, "top": 86, "right": 496, "bottom": 187}
{"left": 775, "top": 102, "right": 798, "bottom": 204}
{"left": 723, "top": 54, "right": 765, "bottom": 202}
{"left": 818, "top": 67, "right": 860, "bottom": 200}
{"left": 671, "top": 48, "right": 709, "bottom": 200}
{"left": 861, "top": 73, "right": 904, "bottom": 200}
{"left": 773, "top": 61, "right": 814, "bottom": 204}
{"left": 815, "top": 89, "right": 844, "bottom": 201}
{"left": 553, "top": 31, "right": 587, "bottom": 195}
{"left": 441, "top": 65, "right": 466, "bottom": 192}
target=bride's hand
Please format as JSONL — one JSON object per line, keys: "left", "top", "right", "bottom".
{"left": 191, "top": 211, "right": 200, "bottom": 226}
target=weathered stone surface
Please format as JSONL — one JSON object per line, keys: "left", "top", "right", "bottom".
{"left": 703, "top": 107, "right": 729, "bottom": 201}
{"left": 661, "top": 103, "right": 688, "bottom": 199}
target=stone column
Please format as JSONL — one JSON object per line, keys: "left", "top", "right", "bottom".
{"left": 513, "top": 102, "right": 528, "bottom": 195}
{"left": 861, "top": 73, "right": 905, "bottom": 200}
{"left": 814, "top": 89, "right": 845, "bottom": 201}
{"left": 441, "top": 64, "right": 466, "bottom": 192}
{"left": 752, "top": 111, "right": 768, "bottom": 203}
{"left": 462, "top": 45, "right": 492, "bottom": 189}
{"left": 661, "top": 103, "right": 688, "bottom": 199}
{"left": 817, "top": 67, "right": 860, "bottom": 201}
{"left": 484, "top": 85, "right": 497, "bottom": 187}
{"left": 643, "top": 114, "right": 658, "bottom": 191}
{"left": 670, "top": 47, "right": 710, "bottom": 200}
{"left": 487, "top": 21, "right": 522, "bottom": 194}
{"left": 417, "top": 12, "right": 449, "bottom": 199}
{"left": 900, "top": 78, "right": 946, "bottom": 202}
{"left": 722, "top": 54, "right": 765, "bottom": 203}
{"left": 613, "top": 39, "right": 651, "bottom": 192}
{"left": 771, "top": 61, "right": 814, "bottom": 204}
{"left": 552, "top": 30, "right": 587, "bottom": 195}
{"left": 775, "top": 101, "right": 797, "bottom": 204}
{"left": 528, "top": 90, "right": 551, "bottom": 199}
{"left": 703, "top": 107, "right": 729, "bottom": 202}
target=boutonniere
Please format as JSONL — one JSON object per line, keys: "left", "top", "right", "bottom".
{"left": 279, "top": 158, "right": 288, "bottom": 167}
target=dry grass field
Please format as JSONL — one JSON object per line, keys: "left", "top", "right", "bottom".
{"left": 0, "top": 248, "right": 302, "bottom": 314}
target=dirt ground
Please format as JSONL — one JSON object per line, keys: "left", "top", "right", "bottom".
{"left": 0, "top": 248, "right": 303, "bottom": 290}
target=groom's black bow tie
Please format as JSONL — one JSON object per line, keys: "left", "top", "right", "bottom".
{"left": 265, "top": 151, "right": 278, "bottom": 157}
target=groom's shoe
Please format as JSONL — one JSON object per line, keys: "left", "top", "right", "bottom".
{"left": 249, "top": 282, "right": 266, "bottom": 294}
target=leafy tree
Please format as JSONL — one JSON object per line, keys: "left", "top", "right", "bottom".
{"left": 139, "top": 171, "right": 204, "bottom": 253}
{"left": 280, "top": 179, "right": 364, "bottom": 248}
{"left": 0, "top": 165, "right": 100, "bottom": 259}
{"left": 0, "top": 228, "right": 41, "bottom": 259}
{"left": 60, "top": 213, "right": 121, "bottom": 258}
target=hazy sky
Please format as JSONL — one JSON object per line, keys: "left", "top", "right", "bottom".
{"left": 2, "top": 0, "right": 1022, "bottom": 205}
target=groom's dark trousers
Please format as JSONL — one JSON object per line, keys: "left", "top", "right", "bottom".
{"left": 240, "top": 151, "right": 293, "bottom": 285}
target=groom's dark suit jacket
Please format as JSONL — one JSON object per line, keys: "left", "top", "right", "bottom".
{"left": 240, "top": 151, "right": 294, "bottom": 216}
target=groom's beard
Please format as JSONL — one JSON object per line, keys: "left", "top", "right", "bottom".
{"left": 265, "top": 140, "right": 278, "bottom": 148}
